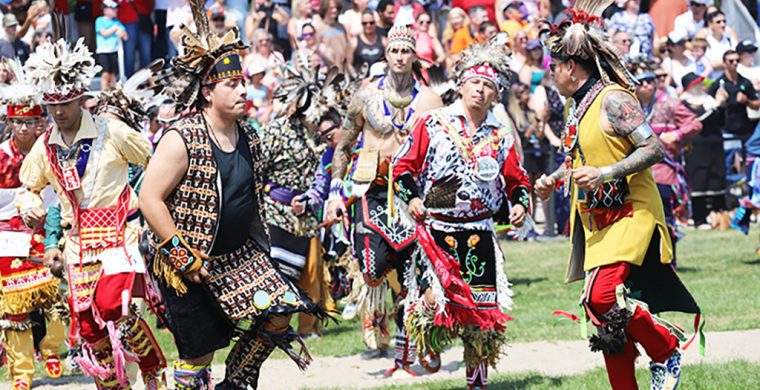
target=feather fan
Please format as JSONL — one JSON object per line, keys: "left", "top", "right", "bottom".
{"left": 424, "top": 176, "right": 462, "bottom": 211}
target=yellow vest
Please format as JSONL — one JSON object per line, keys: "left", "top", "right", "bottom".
{"left": 565, "top": 85, "right": 673, "bottom": 283}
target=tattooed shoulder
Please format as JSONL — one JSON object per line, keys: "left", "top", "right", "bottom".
{"left": 603, "top": 91, "right": 646, "bottom": 138}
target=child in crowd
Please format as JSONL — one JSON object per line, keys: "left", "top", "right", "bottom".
{"left": 691, "top": 38, "right": 713, "bottom": 79}
{"left": 95, "top": 0, "right": 127, "bottom": 90}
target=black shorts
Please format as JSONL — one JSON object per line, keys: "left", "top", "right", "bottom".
{"left": 158, "top": 278, "right": 235, "bottom": 359}
{"left": 98, "top": 52, "right": 118, "bottom": 74}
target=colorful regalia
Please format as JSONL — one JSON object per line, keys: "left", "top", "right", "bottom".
{"left": 17, "top": 37, "right": 166, "bottom": 389}
{"left": 265, "top": 67, "right": 354, "bottom": 336}
{"left": 540, "top": 1, "right": 702, "bottom": 389}
{"left": 0, "top": 59, "right": 67, "bottom": 390}
{"left": 147, "top": 0, "right": 327, "bottom": 388}
{"left": 327, "top": 23, "right": 438, "bottom": 374}
{"left": 392, "top": 35, "right": 529, "bottom": 389}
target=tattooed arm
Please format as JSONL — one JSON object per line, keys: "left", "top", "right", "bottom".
{"left": 600, "top": 91, "right": 665, "bottom": 180}
{"left": 325, "top": 89, "right": 365, "bottom": 221}
{"left": 331, "top": 91, "right": 365, "bottom": 182}
{"left": 573, "top": 91, "right": 665, "bottom": 193}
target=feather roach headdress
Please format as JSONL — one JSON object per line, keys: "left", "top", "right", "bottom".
{"left": 23, "top": 37, "right": 100, "bottom": 104}
{"left": 158, "top": 0, "right": 246, "bottom": 112}
{"left": 273, "top": 64, "right": 355, "bottom": 125}
{"left": 539, "top": 0, "right": 636, "bottom": 90}
{"left": 97, "top": 60, "right": 166, "bottom": 130}
{"left": 0, "top": 58, "right": 43, "bottom": 118}
{"left": 453, "top": 33, "right": 513, "bottom": 90}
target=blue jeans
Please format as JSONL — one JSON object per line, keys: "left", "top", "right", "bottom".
{"left": 723, "top": 132, "right": 749, "bottom": 184}
{"left": 123, "top": 22, "right": 153, "bottom": 77}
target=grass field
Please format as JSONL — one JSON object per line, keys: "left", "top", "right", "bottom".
{"left": 3, "top": 228, "right": 760, "bottom": 383}
{"left": 265, "top": 228, "right": 760, "bottom": 360}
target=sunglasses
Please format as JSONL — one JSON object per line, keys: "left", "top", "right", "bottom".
{"left": 690, "top": 2, "right": 705, "bottom": 6}
{"left": 300, "top": 32, "right": 315, "bottom": 40}
{"left": 713, "top": 19, "right": 726, "bottom": 24}
{"left": 655, "top": 73, "right": 667, "bottom": 79}
{"left": 320, "top": 125, "right": 338, "bottom": 140}
{"left": 158, "top": 116, "right": 178, "bottom": 125}
{"left": 9, "top": 118, "right": 36, "bottom": 127}
{"left": 362, "top": 21, "right": 375, "bottom": 26}
{"left": 726, "top": 58, "right": 739, "bottom": 64}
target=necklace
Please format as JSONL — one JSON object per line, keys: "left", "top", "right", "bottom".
{"left": 379, "top": 77, "right": 418, "bottom": 134}
{"left": 204, "top": 114, "right": 238, "bottom": 152}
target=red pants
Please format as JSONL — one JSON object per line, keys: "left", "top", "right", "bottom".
{"left": 585, "top": 263, "right": 678, "bottom": 390}
{"left": 77, "top": 273, "right": 163, "bottom": 372}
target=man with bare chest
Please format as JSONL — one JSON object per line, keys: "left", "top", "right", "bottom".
{"left": 325, "top": 23, "right": 441, "bottom": 375}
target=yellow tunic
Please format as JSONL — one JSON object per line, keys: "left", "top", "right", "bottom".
{"left": 565, "top": 85, "right": 672, "bottom": 283}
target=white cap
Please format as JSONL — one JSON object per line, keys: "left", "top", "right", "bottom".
{"left": 668, "top": 29, "right": 688, "bottom": 44}
{"left": 246, "top": 62, "right": 266, "bottom": 76}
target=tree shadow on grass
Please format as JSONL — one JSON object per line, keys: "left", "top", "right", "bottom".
{"left": 741, "top": 258, "right": 760, "bottom": 265}
{"left": 675, "top": 266, "right": 699, "bottom": 273}
{"left": 28, "top": 374, "right": 94, "bottom": 386}
{"left": 510, "top": 277, "right": 548, "bottom": 286}
{"left": 438, "top": 373, "right": 562, "bottom": 389}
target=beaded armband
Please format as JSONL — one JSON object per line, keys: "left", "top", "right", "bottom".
{"left": 157, "top": 232, "right": 203, "bottom": 275}
{"left": 328, "top": 179, "right": 344, "bottom": 202}
{"left": 511, "top": 186, "right": 531, "bottom": 212}
{"left": 394, "top": 173, "right": 420, "bottom": 204}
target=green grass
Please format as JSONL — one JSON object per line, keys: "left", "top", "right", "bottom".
{"left": 355, "top": 360, "right": 760, "bottom": 389}
{"left": 3, "top": 228, "right": 760, "bottom": 378}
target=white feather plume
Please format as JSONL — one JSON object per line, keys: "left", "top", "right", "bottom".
{"left": 23, "top": 38, "right": 100, "bottom": 99}
{"left": 0, "top": 58, "right": 41, "bottom": 106}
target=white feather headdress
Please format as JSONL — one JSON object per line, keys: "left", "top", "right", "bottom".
{"left": 0, "top": 58, "right": 42, "bottom": 109}
{"left": 23, "top": 38, "right": 100, "bottom": 104}
{"left": 453, "top": 33, "right": 513, "bottom": 90}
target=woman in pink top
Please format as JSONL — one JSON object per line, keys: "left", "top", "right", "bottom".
{"left": 415, "top": 12, "right": 444, "bottom": 83}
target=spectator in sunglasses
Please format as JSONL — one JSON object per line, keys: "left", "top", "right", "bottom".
{"left": 612, "top": 31, "right": 632, "bottom": 58}
{"left": 292, "top": 22, "right": 335, "bottom": 72}
{"left": 708, "top": 51, "right": 760, "bottom": 148}
{"left": 146, "top": 100, "right": 177, "bottom": 150}
{"left": 661, "top": 30, "right": 695, "bottom": 92}
{"left": 699, "top": 10, "right": 738, "bottom": 78}
{"left": 349, "top": 11, "right": 386, "bottom": 72}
